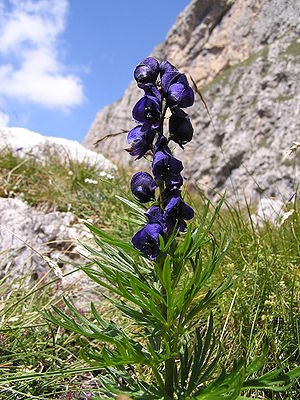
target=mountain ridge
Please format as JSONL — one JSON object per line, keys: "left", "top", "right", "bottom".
{"left": 83, "top": 0, "right": 300, "bottom": 202}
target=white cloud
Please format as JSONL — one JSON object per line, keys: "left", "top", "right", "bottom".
{"left": 0, "top": 110, "right": 10, "bottom": 126}
{"left": 0, "top": 0, "right": 84, "bottom": 109}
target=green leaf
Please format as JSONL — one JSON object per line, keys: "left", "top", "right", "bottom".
{"left": 176, "top": 314, "right": 221, "bottom": 397}
{"left": 180, "top": 343, "right": 193, "bottom": 390}
{"left": 159, "top": 234, "right": 165, "bottom": 252}
{"left": 187, "top": 196, "right": 226, "bottom": 259}
{"left": 245, "top": 354, "right": 266, "bottom": 375}
{"left": 184, "top": 278, "right": 232, "bottom": 325}
{"left": 194, "top": 359, "right": 245, "bottom": 399}
{"left": 162, "top": 256, "right": 172, "bottom": 294}
{"left": 115, "top": 195, "right": 147, "bottom": 220}
{"left": 85, "top": 221, "right": 139, "bottom": 254}
{"left": 243, "top": 365, "right": 300, "bottom": 391}
{"left": 174, "top": 224, "right": 192, "bottom": 259}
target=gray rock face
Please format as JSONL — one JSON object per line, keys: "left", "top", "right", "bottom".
{"left": 0, "top": 197, "right": 97, "bottom": 305}
{"left": 83, "top": 0, "right": 300, "bottom": 202}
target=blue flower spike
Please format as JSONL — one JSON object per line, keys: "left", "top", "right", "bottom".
{"left": 129, "top": 57, "right": 195, "bottom": 259}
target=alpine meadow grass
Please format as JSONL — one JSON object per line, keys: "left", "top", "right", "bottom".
{"left": 0, "top": 58, "right": 299, "bottom": 398}
{"left": 0, "top": 148, "right": 299, "bottom": 398}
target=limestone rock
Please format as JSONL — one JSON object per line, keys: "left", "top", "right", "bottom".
{"left": 0, "top": 197, "right": 97, "bottom": 306}
{"left": 251, "top": 198, "right": 285, "bottom": 227}
{"left": 83, "top": 0, "right": 300, "bottom": 203}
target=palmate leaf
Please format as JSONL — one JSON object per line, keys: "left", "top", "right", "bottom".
{"left": 81, "top": 226, "right": 170, "bottom": 329}
{"left": 173, "top": 229, "right": 232, "bottom": 325}
{"left": 94, "top": 365, "right": 165, "bottom": 399}
{"left": 45, "top": 297, "right": 155, "bottom": 369}
{"left": 83, "top": 225, "right": 152, "bottom": 281}
{"left": 193, "top": 359, "right": 246, "bottom": 399}
{"left": 91, "top": 238, "right": 141, "bottom": 276}
{"left": 82, "top": 265, "right": 167, "bottom": 330}
{"left": 191, "top": 356, "right": 300, "bottom": 399}
{"left": 82, "top": 344, "right": 148, "bottom": 368}
{"left": 184, "top": 278, "right": 232, "bottom": 326}
{"left": 175, "top": 313, "right": 221, "bottom": 397}
{"left": 144, "top": 328, "right": 164, "bottom": 365}
{"left": 114, "top": 298, "right": 166, "bottom": 327}
{"left": 174, "top": 313, "right": 298, "bottom": 400}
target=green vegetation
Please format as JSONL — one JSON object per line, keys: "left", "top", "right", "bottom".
{"left": 235, "top": 115, "right": 243, "bottom": 128}
{"left": 285, "top": 38, "right": 300, "bottom": 57}
{"left": 218, "top": 112, "right": 230, "bottom": 123}
{"left": 0, "top": 146, "right": 131, "bottom": 234}
{"left": 202, "top": 45, "right": 269, "bottom": 94}
{"left": 275, "top": 95, "right": 294, "bottom": 102}
{"left": 0, "top": 148, "right": 299, "bottom": 398}
{"left": 257, "top": 133, "right": 271, "bottom": 149}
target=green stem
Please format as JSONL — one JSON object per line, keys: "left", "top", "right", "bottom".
{"left": 160, "top": 268, "right": 175, "bottom": 398}
{"left": 165, "top": 357, "right": 175, "bottom": 399}
{"left": 159, "top": 99, "right": 168, "bottom": 136}
{"left": 155, "top": 119, "right": 175, "bottom": 397}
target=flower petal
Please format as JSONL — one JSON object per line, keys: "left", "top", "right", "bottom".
{"left": 131, "top": 171, "right": 155, "bottom": 203}
{"left": 169, "top": 109, "right": 193, "bottom": 147}
{"left": 132, "top": 223, "right": 162, "bottom": 259}
{"left": 134, "top": 57, "right": 159, "bottom": 86}
{"left": 132, "top": 96, "right": 160, "bottom": 123}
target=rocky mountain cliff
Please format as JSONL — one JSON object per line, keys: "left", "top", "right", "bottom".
{"left": 83, "top": 0, "right": 300, "bottom": 202}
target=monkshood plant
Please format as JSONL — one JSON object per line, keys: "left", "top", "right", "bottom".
{"left": 46, "top": 58, "right": 300, "bottom": 399}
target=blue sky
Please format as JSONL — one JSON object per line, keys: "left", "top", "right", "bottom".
{"left": 0, "top": 0, "right": 190, "bottom": 142}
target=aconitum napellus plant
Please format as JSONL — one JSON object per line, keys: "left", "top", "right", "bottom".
{"left": 129, "top": 58, "right": 194, "bottom": 260}
{"left": 47, "top": 57, "right": 299, "bottom": 400}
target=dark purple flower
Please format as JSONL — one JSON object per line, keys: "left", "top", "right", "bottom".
{"left": 127, "top": 124, "right": 156, "bottom": 159}
{"left": 132, "top": 95, "right": 161, "bottom": 124}
{"left": 160, "top": 61, "right": 180, "bottom": 94}
{"left": 167, "top": 75, "right": 194, "bottom": 109}
{"left": 131, "top": 172, "right": 155, "bottom": 203}
{"left": 152, "top": 136, "right": 183, "bottom": 188}
{"left": 132, "top": 223, "right": 162, "bottom": 260}
{"left": 160, "top": 60, "right": 177, "bottom": 75}
{"left": 140, "top": 83, "right": 162, "bottom": 104}
{"left": 145, "top": 206, "right": 166, "bottom": 230}
{"left": 169, "top": 109, "right": 193, "bottom": 148}
{"left": 163, "top": 189, "right": 194, "bottom": 232}
{"left": 160, "top": 62, "right": 194, "bottom": 109}
{"left": 134, "top": 57, "right": 160, "bottom": 86}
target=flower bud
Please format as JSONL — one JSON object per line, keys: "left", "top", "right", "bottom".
{"left": 130, "top": 171, "right": 155, "bottom": 203}
{"left": 134, "top": 57, "right": 159, "bottom": 86}
{"left": 169, "top": 110, "right": 193, "bottom": 147}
